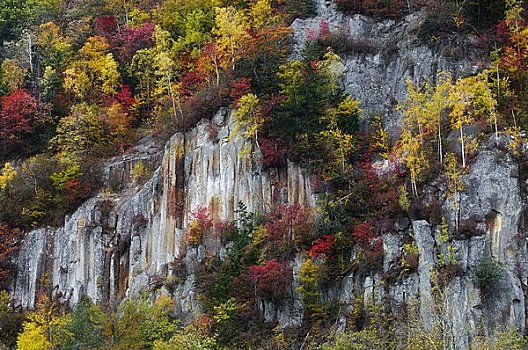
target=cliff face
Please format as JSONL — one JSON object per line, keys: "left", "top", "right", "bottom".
{"left": 9, "top": 3, "right": 527, "bottom": 349}
{"left": 11, "top": 109, "right": 315, "bottom": 320}
{"left": 292, "top": 2, "right": 483, "bottom": 139}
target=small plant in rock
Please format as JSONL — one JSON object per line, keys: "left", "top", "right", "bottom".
{"left": 401, "top": 242, "right": 419, "bottom": 273}
{"left": 131, "top": 161, "right": 148, "bottom": 185}
{"left": 187, "top": 206, "right": 213, "bottom": 246}
{"left": 474, "top": 259, "right": 503, "bottom": 297}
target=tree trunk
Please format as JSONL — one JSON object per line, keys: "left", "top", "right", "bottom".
{"left": 438, "top": 121, "right": 443, "bottom": 164}
{"left": 459, "top": 126, "right": 465, "bottom": 168}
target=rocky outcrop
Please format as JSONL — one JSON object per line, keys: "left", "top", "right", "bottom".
{"left": 356, "top": 138, "right": 527, "bottom": 349}
{"left": 11, "top": 109, "right": 315, "bottom": 321}
{"left": 292, "top": 1, "right": 484, "bottom": 140}
{"left": 9, "top": 3, "right": 526, "bottom": 349}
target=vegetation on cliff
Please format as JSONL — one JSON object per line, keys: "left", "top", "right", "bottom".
{"left": 0, "top": 0, "right": 528, "bottom": 349}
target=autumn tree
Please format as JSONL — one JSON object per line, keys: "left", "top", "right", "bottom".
{"left": 495, "top": 0, "right": 528, "bottom": 128}
{"left": 0, "top": 59, "right": 26, "bottom": 94}
{"left": 0, "top": 90, "right": 37, "bottom": 152}
{"left": 426, "top": 72, "right": 452, "bottom": 163}
{"left": 231, "top": 93, "right": 264, "bottom": 153}
{"left": 51, "top": 103, "right": 109, "bottom": 161}
{"left": 397, "top": 128, "right": 428, "bottom": 197}
{"left": 249, "top": 259, "right": 292, "bottom": 301}
{"left": 443, "top": 152, "right": 464, "bottom": 231}
{"left": 448, "top": 73, "right": 496, "bottom": 167}
{"left": 213, "top": 6, "right": 250, "bottom": 72}
{"left": 36, "top": 22, "right": 72, "bottom": 69}
{"left": 64, "top": 36, "right": 120, "bottom": 101}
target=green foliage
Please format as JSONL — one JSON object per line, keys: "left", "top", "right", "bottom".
{"left": 273, "top": 50, "right": 359, "bottom": 178}
{"left": 470, "top": 329, "right": 528, "bottom": 350}
{"left": 116, "top": 295, "right": 179, "bottom": 349}
{"left": 297, "top": 258, "right": 321, "bottom": 315}
{"left": 401, "top": 242, "right": 419, "bottom": 273}
{"left": 0, "top": 0, "right": 35, "bottom": 42}
{"left": 152, "top": 328, "right": 217, "bottom": 350}
{"left": 50, "top": 163, "right": 81, "bottom": 191}
{"left": 0, "top": 59, "right": 25, "bottom": 94}
{"left": 54, "top": 297, "right": 108, "bottom": 350}
{"left": 51, "top": 103, "right": 109, "bottom": 162}
{"left": 0, "top": 290, "right": 22, "bottom": 348}
{"left": 474, "top": 259, "right": 504, "bottom": 296}
{"left": 131, "top": 160, "right": 148, "bottom": 185}
{"left": 321, "top": 301, "right": 396, "bottom": 350}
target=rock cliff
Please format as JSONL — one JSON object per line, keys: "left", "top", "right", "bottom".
{"left": 11, "top": 109, "right": 315, "bottom": 321}
{"left": 9, "top": 2, "right": 526, "bottom": 349}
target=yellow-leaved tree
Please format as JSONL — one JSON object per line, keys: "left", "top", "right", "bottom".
{"left": 448, "top": 72, "right": 496, "bottom": 168}
{"left": 64, "top": 36, "right": 120, "bottom": 100}
{"left": 213, "top": 6, "right": 249, "bottom": 72}
{"left": 231, "top": 93, "right": 264, "bottom": 156}
{"left": 0, "top": 162, "right": 16, "bottom": 192}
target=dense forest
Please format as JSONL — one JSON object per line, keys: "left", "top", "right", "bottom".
{"left": 1, "top": 0, "right": 528, "bottom": 349}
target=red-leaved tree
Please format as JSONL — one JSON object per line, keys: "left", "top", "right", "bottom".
{"left": 249, "top": 259, "right": 292, "bottom": 301}
{"left": 0, "top": 90, "right": 37, "bottom": 151}
{"left": 309, "top": 234, "right": 335, "bottom": 259}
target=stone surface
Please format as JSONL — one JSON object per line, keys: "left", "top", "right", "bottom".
{"left": 292, "top": 1, "right": 484, "bottom": 140}
{"left": 11, "top": 110, "right": 315, "bottom": 323}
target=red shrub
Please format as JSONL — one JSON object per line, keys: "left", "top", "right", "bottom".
{"left": 309, "top": 234, "right": 335, "bottom": 259}
{"left": 108, "top": 85, "right": 138, "bottom": 111}
{"left": 187, "top": 206, "right": 213, "bottom": 245}
{"left": 116, "top": 22, "right": 155, "bottom": 61}
{"left": 352, "top": 221, "right": 375, "bottom": 245}
{"left": 259, "top": 137, "right": 287, "bottom": 168}
{"left": 229, "top": 77, "right": 252, "bottom": 108}
{"left": 95, "top": 16, "right": 118, "bottom": 38}
{"left": 353, "top": 221, "right": 384, "bottom": 269}
{"left": 266, "top": 204, "right": 315, "bottom": 247}
{"left": 179, "top": 71, "right": 206, "bottom": 98}
{"left": 249, "top": 259, "right": 292, "bottom": 300}
{"left": 0, "top": 90, "right": 37, "bottom": 151}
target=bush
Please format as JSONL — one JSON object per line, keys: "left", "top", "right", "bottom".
{"left": 186, "top": 206, "right": 213, "bottom": 246}
{"left": 474, "top": 259, "right": 503, "bottom": 297}
{"left": 401, "top": 242, "right": 419, "bottom": 273}
{"left": 249, "top": 259, "right": 292, "bottom": 301}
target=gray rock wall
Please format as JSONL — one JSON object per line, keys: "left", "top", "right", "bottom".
{"left": 11, "top": 110, "right": 315, "bottom": 321}
{"left": 293, "top": 0, "right": 484, "bottom": 140}
{"left": 9, "top": 3, "right": 527, "bottom": 348}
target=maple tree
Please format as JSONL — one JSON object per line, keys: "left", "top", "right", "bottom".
{"left": 308, "top": 235, "right": 335, "bottom": 259}
{"left": 248, "top": 259, "right": 292, "bottom": 300}
{"left": 0, "top": 90, "right": 37, "bottom": 152}
{"left": 187, "top": 206, "right": 213, "bottom": 246}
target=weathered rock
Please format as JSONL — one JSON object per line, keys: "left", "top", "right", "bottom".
{"left": 292, "top": 2, "right": 483, "bottom": 140}
{"left": 11, "top": 110, "right": 316, "bottom": 323}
